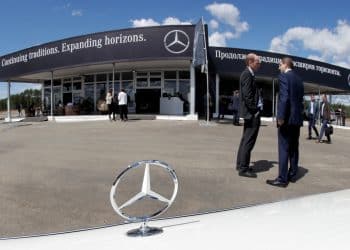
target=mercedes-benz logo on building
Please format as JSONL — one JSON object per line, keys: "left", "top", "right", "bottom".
{"left": 164, "top": 30, "right": 190, "bottom": 54}
{"left": 110, "top": 160, "right": 178, "bottom": 237}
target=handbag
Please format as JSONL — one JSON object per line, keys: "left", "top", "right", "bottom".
{"left": 325, "top": 124, "right": 333, "bottom": 136}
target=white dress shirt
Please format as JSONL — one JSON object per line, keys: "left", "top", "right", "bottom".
{"left": 118, "top": 91, "right": 128, "bottom": 105}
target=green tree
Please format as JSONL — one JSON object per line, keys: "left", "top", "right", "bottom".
{"left": 0, "top": 89, "right": 41, "bottom": 111}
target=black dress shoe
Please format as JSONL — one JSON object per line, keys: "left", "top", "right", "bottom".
{"left": 288, "top": 173, "right": 297, "bottom": 183}
{"left": 239, "top": 169, "right": 257, "bottom": 178}
{"left": 266, "top": 179, "right": 288, "bottom": 187}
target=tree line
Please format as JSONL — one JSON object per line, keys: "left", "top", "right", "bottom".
{"left": 0, "top": 89, "right": 41, "bottom": 111}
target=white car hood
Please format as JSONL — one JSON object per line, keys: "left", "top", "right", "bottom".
{"left": 1, "top": 189, "right": 350, "bottom": 250}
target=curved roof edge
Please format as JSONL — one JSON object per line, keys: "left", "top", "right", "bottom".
{"left": 0, "top": 25, "right": 195, "bottom": 81}
{"left": 209, "top": 46, "right": 350, "bottom": 92}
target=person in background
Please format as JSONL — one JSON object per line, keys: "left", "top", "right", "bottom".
{"left": 266, "top": 57, "right": 304, "bottom": 188}
{"left": 111, "top": 92, "right": 118, "bottom": 121}
{"left": 317, "top": 94, "right": 332, "bottom": 144}
{"left": 118, "top": 89, "right": 128, "bottom": 121}
{"left": 306, "top": 94, "right": 319, "bottom": 139}
{"left": 218, "top": 95, "right": 226, "bottom": 120}
{"left": 335, "top": 108, "right": 342, "bottom": 125}
{"left": 16, "top": 103, "right": 23, "bottom": 117}
{"left": 235, "top": 53, "right": 261, "bottom": 178}
{"left": 231, "top": 90, "right": 240, "bottom": 125}
{"left": 106, "top": 89, "right": 113, "bottom": 121}
{"left": 341, "top": 109, "right": 346, "bottom": 126}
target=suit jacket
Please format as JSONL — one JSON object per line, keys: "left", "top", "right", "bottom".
{"left": 320, "top": 101, "right": 331, "bottom": 120}
{"left": 277, "top": 70, "right": 304, "bottom": 126}
{"left": 307, "top": 101, "right": 319, "bottom": 117}
{"left": 231, "top": 95, "right": 240, "bottom": 111}
{"left": 239, "top": 68, "right": 259, "bottom": 119}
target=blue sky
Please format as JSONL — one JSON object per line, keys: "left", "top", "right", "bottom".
{"left": 1, "top": 0, "right": 350, "bottom": 99}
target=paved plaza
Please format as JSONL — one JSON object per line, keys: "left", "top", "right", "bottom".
{"left": 1, "top": 118, "right": 350, "bottom": 237}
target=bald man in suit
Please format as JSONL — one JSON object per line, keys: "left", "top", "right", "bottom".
{"left": 236, "top": 53, "right": 262, "bottom": 178}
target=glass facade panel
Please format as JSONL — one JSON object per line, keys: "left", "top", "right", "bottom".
{"left": 84, "top": 83, "right": 94, "bottom": 103}
{"left": 122, "top": 80, "right": 134, "bottom": 108}
{"left": 136, "top": 72, "right": 147, "bottom": 77}
{"left": 179, "top": 71, "right": 190, "bottom": 79}
{"left": 179, "top": 80, "right": 190, "bottom": 101}
{"left": 150, "top": 77, "right": 161, "bottom": 87}
{"left": 73, "top": 77, "right": 82, "bottom": 81}
{"left": 73, "top": 93, "right": 82, "bottom": 105}
{"left": 63, "top": 82, "right": 72, "bottom": 92}
{"left": 136, "top": 78, "right": 148, "bottom": 88}
{"left": 113, "top": 81, "right": 121, "bottom": 93}
{"left": 84, "top": 75, "right": 94, "bottom": 83}
{"left": 96, "top": 83, "right": 106, "bottom": 101}
{"left": 54, "top": 80, "right": 61, "bottom": 86}
{"left": 44, "top": 88, "right": 51, "bottom": 111}
{"left": 164, "top": 71, "right": 176, "bottom": 79}
{"left": 109, "top": 73, "right": 120, "bottom": 81}
{"left": 53, "top": 87, "right": 62, "bottom": 108}
{"left": 42, "top": 69, "right": 192, "bottom": 115}
{"left": 73, "top": 82, "right": 82, "bottom": 90}
{"left": 164, "top": 80, "right": 177, "bottom": 96}
{"left": 150, "top": 72, "right": 161, "bottom": 76}
{"left": 122, "top": 72, "right": 133, "bottom": 80}
{"left": 96, "top": 74, "right": 107, "bottom": 82}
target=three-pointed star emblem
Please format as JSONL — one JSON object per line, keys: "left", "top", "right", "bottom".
{"left": 164, "top": 30, "right": 190, "bottom": 54}
{"left": 119, "top": 163, "right": 170, "bottom": 210}
{"left": 110, "top": 160, "right": 178, "bottom": 222}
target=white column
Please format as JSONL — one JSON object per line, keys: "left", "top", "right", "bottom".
{"left": 318, "top": 85, "right": 321, "bottom": 125}
{"left": 41, "top": 82, "right": 45, "bottom": 114}
{"left": 112, "top": 63, "right": 115, "bottom": 95}
{"left": 272, "top": 78, "right": 275, "bottom": 122}
{"left": 190, "top": 64, "right": 196, "bottom": 115}
{"left": 215, "top": 74, "right": 219, "bottom": 116}
{"left": 50, "top": 71, "right": 54, "bottom": 117}
{"left": 7, "top": 81, "right": 11, "bottom": 122}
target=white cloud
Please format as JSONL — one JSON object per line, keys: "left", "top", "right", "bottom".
{"left": 131, "top": 18, "right": 160, "bottom": 27}
{"left": 269, "top": 20, "right": 350, "bottom": 68}
{"left": 205, "top": 2, "right": 249, "bottom": 38}
{"left": 209, "top": 19, "right": 219, "bottom": 30}
{"left": 162, "top": 17, "right": 192, "bottom": 25}
{"left": 209, "top": 31, "right": 234, "bottom": 47}
{"left": 131, "top": 17, "right": 191, "bottom": 27}
{"left": 72, "top": 9, "right": 83, "bottom": 17}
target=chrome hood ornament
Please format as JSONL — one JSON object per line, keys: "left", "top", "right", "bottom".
{"left": 110, "top": 160, "right": 178, "bottom": 237}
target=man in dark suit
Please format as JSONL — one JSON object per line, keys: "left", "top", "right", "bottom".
{"left": 236, "top": 53, "right": 262, "bottom": 178}
{"left": 231, "top": 90, "right": 240, "bottom": 125}
{"left": 267, "top": 57, "right": 304, "bottom": 187}
{"left": 317, "top": 94, "right": 332, "bottom": 143}
{"left": 306, "top": 94, "right": 319, "bottom": 139}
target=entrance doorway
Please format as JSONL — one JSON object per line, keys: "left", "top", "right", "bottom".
{"left": 135, "top": 89, "right": 161, "bottom": 114}
{"left": 63, "top": 93, "right": 72, "bottom": 105}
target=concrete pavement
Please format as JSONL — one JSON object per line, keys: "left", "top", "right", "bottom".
{"left": 1, "top": 119, "right": 350, "bottom": 237}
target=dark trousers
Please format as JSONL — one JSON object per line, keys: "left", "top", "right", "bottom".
{"left": 278, "top": 125, "right": 300, "bottom": 182}
{"left": 308, "top": 114, "right": 319, "bottom": 138}
{"left": 108, "top": 104, "right": 116, "bottom": 120}
{"left": 119, "top": 105, "right": 128, "bottom": 120}
{"left": 232, "top": 109, "right": 239, "bottom": 124}
{"left": 236, "top": 116, "right": 260, "bottom": 170}
{"left": 218, "top": 105, "right": 225, "bottom": 119}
